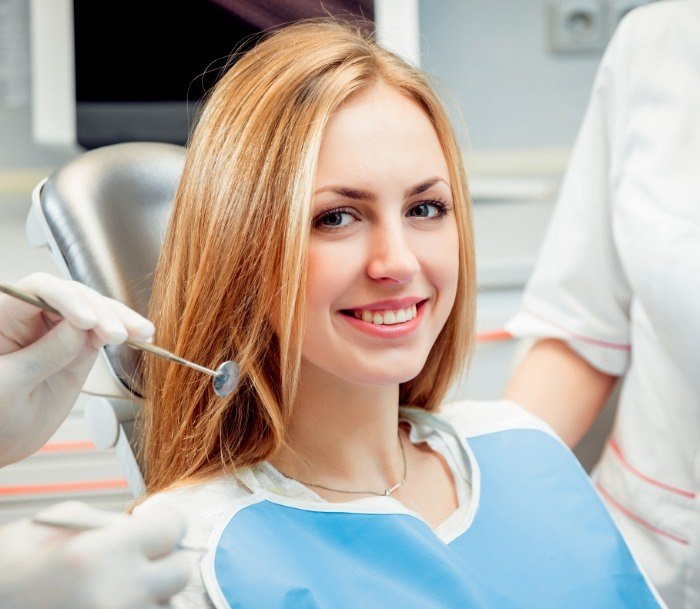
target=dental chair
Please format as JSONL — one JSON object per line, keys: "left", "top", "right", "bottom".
{"left": 26, "top": 142, "right": 187, "bottom": 497}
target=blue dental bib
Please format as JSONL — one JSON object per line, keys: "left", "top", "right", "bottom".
{"left": 201, "top": 428, "right": 663, "bottom": 608}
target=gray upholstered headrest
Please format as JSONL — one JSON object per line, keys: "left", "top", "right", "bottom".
{"left": 39, "top": 142, "right": 186, "bottom": 396}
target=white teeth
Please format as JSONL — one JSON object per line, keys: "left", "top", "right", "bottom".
{"left": 353, "top": 304, "right": 419, "bottom": 325}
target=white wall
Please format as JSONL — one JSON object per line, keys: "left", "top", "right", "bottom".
{"left": 420, "top": 0, "right": 603, "bottom": 151}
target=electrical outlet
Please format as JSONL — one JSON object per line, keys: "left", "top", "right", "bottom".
{"left": 548, "top": 0, "right": 606, "bottom": 53}
{"left": 607, "top": 0, "right": 652, "bottom": 37}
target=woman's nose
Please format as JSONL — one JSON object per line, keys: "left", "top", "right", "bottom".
{"left": 366, "top": 223, "right": 420, "bottom": 284}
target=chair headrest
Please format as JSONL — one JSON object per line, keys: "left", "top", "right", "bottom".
{"left": 38, "top": 142, "right": 186, "bottom": 397}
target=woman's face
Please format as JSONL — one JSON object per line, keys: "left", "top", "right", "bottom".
{"left": 302, "top": 82, "right": 459, "bottom": 387}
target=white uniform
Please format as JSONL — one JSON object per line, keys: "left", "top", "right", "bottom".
{"left": 506, "top": 2, "right": 700, "bottom": 607}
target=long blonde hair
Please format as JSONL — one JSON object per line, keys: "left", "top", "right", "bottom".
{"left": 142, "top": 19, "right": 475, "bottom": 494}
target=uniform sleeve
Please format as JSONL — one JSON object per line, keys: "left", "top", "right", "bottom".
{"left": 505, "top": 20, "right": 636, "bottom": 376}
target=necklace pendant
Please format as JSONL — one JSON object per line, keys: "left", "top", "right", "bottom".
{"left": 279, "top": 430, "right": 407, "bottom": 497}
{"left": 384, "top": 479, "right": 403, "bottom": 496}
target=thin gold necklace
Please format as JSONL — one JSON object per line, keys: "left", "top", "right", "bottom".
{"left": 279, "top": 432, "right": 407, "bottom": 497}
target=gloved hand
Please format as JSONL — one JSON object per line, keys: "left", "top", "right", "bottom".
{"left": 0, "top": 273, "right": 154, "bottom": 467}
{"left": 0, "top": 501, "right": 191, "bottom": 609}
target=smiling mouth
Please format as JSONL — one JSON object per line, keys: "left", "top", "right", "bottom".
{"left": 340, "top": 301, "right": 424, "bottom": 326}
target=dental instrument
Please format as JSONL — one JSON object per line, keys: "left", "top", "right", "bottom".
{"left": 31, "top": 505, "right": 204, "bottom": 553}
{"left": 0, "top": 282, "right": 239, "bottom": 397}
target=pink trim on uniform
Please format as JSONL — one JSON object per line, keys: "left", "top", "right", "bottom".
{"left": 608, "top": 437, "right": 696, "bottom": 499}
{"left": 522, "top": 307, "right": 631, "bottom": 350}
{"left": 596, "top": 482, "right": 689, "bottom": 546}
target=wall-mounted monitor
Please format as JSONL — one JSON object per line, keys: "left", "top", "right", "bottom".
{"left": 30, "top": 0, "right": 419, "bottom": 150}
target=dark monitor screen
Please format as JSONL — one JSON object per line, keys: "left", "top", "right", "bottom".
{"left": 73, "top": 0, "right": 374, "bottom": 149}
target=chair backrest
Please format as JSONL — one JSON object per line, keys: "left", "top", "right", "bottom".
{"left": 28, "top": 141, "right": 186, "bottom": 397}
{"left": 26, "top": 142, "right": 186, "bottom": 495}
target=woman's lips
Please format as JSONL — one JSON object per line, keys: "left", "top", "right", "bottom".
{"left": 339, "top": 300, "right": 427, "bottom": 339}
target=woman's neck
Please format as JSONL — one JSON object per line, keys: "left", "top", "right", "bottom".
{"left": 271, "top": 360, "right": 405, "bottom": 491}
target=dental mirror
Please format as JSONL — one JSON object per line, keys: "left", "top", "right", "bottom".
{"left": 0, "top": 282, "right": 240, "bottom": 397}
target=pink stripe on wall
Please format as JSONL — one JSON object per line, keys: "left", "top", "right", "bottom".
{"left": 475, "top": 329, "right": 512, "bottom": 343}
{"left": 0, "top": 479, "right": 128, "bottom": 497}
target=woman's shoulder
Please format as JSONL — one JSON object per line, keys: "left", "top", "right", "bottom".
{"left": 133, "top": 473, "right": 257, "bottom": 543}
{"left": 132, "top": 476, "right": 256, "bottom": 609}
{"left": 406, "top": 399, "right": 562, "bottom": 442}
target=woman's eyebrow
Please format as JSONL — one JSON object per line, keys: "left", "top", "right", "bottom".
{"left": 404, "top": 177, "right": 449, "bottom": 197}
{"left": 313, "top": 186, "right": 376, "bottom": 200}
{"left": 314, "top": 177, "right": 449, "bottom": 200}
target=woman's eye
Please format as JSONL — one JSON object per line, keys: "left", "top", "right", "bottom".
{"left": 314, "top": 209, "right": 357, "bottom": 230}
{"left": 408, "top": 200, "right": 448, "bottom": 219}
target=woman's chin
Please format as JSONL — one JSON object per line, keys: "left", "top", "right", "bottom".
{"left": 341, "top": 364, "right": 424, "bottom": 387}
{"left": 301, "top": 351, "right": 428, "bottom": 388}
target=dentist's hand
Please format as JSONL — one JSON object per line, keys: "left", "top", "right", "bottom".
{"left": 0, "top": 273, "right": 154, "bottom": 467}
{"left": 0, "top": 501, "right": 191, "bottom": 609}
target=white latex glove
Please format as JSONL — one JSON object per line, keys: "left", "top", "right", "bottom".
{"left": 0, "top": 272, "right": 155, "bottom": 467}
{"left": 0, "top": 501, "right": 191, "bottom": 609}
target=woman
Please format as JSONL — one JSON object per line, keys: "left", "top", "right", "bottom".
{"left": 137, "top": 19, "right": 664, "bottom": 609}
{"left": 505, "top": 3, "right": 700, "bottom": 607}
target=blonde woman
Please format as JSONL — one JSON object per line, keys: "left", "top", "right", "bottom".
{"left": 136, "top": 19, "right": 665, "bottom": 609}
